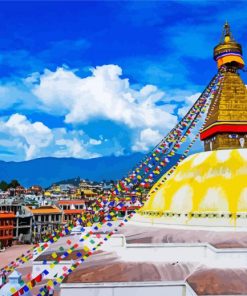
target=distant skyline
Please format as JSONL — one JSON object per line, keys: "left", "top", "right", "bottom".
{"left": 1, "top": 1, "right": 247, "bottom": 161}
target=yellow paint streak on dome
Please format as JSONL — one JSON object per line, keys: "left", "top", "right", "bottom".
{"left": 216, "top": 150, "right": 231, "bottom": 162}
{"left": 170, "top": 185, "right": 193, "bottom": 213}
{"left": 191, "top": 151, "right": 211, "bottom": 167}
{"left": 199, "top": 187, "right": 229, "bottom": 211}
{"left": 141, "top": 149, "right": 247, "bottom": 216}
{"left": 238, "top": 188, "right": 247, "bottom": 211}
{"left": 143, "top": 188, "right": 166, "bottom": 211}
{"left": 238, "top": 149, "right": 247, "bottom": 160}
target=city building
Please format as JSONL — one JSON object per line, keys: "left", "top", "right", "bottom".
{"left": 27, "top": 185, "right": 43, "bottom": 196}
{"left": 14, "top": 186, "right": 26, "bottom": 196}
{"left": 0, "top": 211, "right": 15, "bottom": 248}
{"left": 0, "top": 203, "right": 32, "bottom": 243}
{"left": 80, "top": 189, "right": 97, "bottom": 201}
{"left": 25, "top": 205, "right": 62, "bottom": 241}
{"left": 57, "top": 200, "right": 85, "bottom": 222}
{"left": 79, "top": 180, "right": 103, "bottom": 193}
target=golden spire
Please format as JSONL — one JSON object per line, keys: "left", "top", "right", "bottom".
{"left": 214, "top": 22, "right": 244, "bottom": 69}
{"left": 200, "top": 24, "right": 247, "bottom": 151}
{"left": 223, "top": 21, "right": 232, "bottom": 42}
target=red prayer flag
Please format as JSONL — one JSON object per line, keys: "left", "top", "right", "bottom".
{"left": 34, "top": 273, "right": 42, "bottom": 283}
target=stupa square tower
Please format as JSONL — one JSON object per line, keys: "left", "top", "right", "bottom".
{"left": 201, "top": 22, "right": 247, "bottom": 151}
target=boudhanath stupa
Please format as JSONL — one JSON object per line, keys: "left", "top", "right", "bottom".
{"left": 58, "top": 23, "right": 247, "bottom": 296}
{"left": 137, "top": 21, "right": 247, "bottom": 228}
{"left": 3, "top": 22, "right": 247, "bottom": 296}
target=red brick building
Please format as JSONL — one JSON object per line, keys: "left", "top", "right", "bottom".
{"left": 0, "top": 211, "right": 15, "bottom": 248}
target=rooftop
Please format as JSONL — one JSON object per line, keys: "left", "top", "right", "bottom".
{"left": 63, "top": 260, "right": 196, "bottom": 283}
{"left": 26, "top": 205, "right": 62, "bottom": 214}
{"left": 0, "top": 211, "right": 15, "bottom": 218}
{"left": 63, "top": 209, "right": 85, "bottom": 214}
{"left": 187, "top": 267, "right": 247, "bottom": 295}
{"left": 58, "top": 200, "right": 85, "bottom": 205}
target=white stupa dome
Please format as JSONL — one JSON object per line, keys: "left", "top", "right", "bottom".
{"left": 134, "top": 149, "right": 247, "bottom": 229}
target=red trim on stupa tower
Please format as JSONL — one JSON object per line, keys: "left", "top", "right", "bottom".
{"left": 200, "top": 123, "right": 247, "bottom": 140}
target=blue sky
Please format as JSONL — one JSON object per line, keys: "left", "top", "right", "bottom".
{"left": 1, "top": 0, "right": 247, "bottom": 161}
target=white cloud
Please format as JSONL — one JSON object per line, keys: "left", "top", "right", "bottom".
{"left": 31, "top": 65, "right": 177, "bottom": 130}
{"left": 132, "top": 128, "right": 163, "bottom": 152}
{"left": 54, "top": 138, "right": 100, "bottom": 159}
{"left": 0, "top": 114, "right": 101, "bottom": 160}
{"left": 0, "top": 83, "right": 37, "bottom": 111}
{"left": 52, "top": 128, "right": 101, "bottom": 159}
{"left": 0, "top": 113, "right": 53, "bottom": 160}
{"left": 89, "top": 138, "right": 102, "bottom": 145}
{"left": 178, "top": 92, "right": 201, "bottom": 117}
{"left": 1, "top": 64, "right": 201, "bottom": 159}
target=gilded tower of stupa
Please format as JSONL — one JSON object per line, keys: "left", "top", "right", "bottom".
{"left": 201, "top": 22, "right": 247, "bottom": 151}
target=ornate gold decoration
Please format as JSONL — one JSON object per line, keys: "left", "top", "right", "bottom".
{"left": 201, "top": 23, "right": 247, "bottom": 151}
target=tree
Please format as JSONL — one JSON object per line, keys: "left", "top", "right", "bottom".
{"left": 0, "top": 180, "right": 8, "bottom": 191}
{"left": 8, "top": 179, "right": 20, "bottom": 189}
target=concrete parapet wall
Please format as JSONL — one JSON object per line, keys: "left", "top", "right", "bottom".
{"left": 60, "top": 281, "right": 188, "bottom": 296}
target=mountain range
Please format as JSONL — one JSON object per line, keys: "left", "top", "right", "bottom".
{"left": 0, "top": 153, "right": 180, "bottom": 188}
{"left": 0, "top": 153, "right": 145, "bottom": 187}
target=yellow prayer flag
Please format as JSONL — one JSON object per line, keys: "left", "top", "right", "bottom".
{"left": 83, "top": 246, "right": 90, "bottom": 252}
{"left": 56, "top": 277, "right": 63, "bottom": 283}
{"left": 27, "top": 282, "right": 32, "bottom": 289}
{"left": 47, "top": 280, "right": 54, "bottom": 288}
{"left": 51, "top": 252, "right": 57, "bottom": 259}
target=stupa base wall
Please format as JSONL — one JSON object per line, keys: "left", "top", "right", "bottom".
{"left": 131, "top": 213, "right": 247, "bottom": 231}
{"left": 60, "top": 281, "right": 192, "bottom": 296}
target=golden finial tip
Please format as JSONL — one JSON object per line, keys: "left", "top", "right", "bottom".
{"left": 214, "top": 23, "right": 244, "bottom": 69}
{"left": 224, "top": 21, "right": 231, "bottom": 36}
